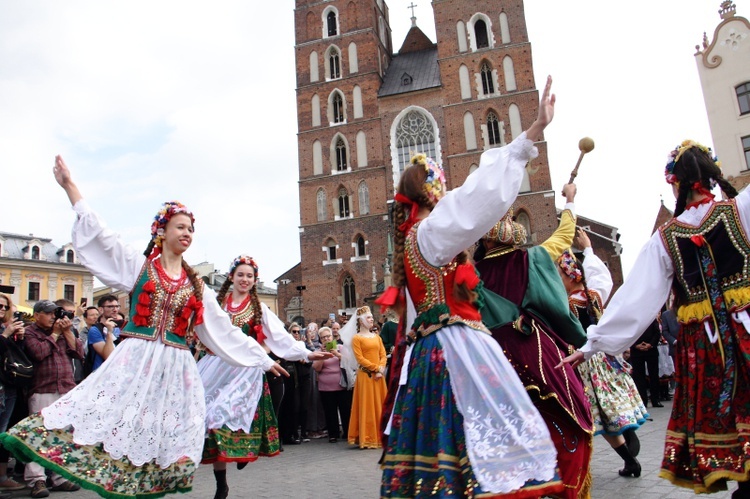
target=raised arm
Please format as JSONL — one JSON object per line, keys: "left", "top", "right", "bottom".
{"left": 54, "top": 156, "right": 145, "bottom": 291}
{"left": 540, "top": 184, "right": 577, "bottom": 259}
{"left": 418, "top": 77, "right": 555, "bottom": 266}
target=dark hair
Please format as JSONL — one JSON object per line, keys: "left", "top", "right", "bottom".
{"left": 84, "top": 306, "right": 99, "bottom": 318}
{"left": 391, "top": 161, "right": 475, "bottom": 306}
{"left": 97, "top": 294, "right": 119, "bottom": 307}
{"left": 672, "top": 147, "right": 738, "bottom": 217}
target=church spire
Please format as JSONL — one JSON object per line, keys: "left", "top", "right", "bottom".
{"left": 408, "top": 2, "right": 417, "bottom": 27}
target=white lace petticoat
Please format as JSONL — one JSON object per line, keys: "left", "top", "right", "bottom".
{"left": 42, "top": 336, "right": 205, "bottom": 468}
{"left": 197, "top": 354, "right": 263, "bottom": 433}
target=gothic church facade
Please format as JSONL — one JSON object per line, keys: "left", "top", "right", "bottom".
{"left": 277, "top": 0, "right": 573, "bottom": 324}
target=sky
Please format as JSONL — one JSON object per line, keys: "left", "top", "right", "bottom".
{"left": 0, "top": 1, "right": 731, "bottom": 287}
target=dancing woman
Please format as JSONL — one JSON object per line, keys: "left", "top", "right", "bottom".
{"left": 0, "top": 157, "right": 287, "bottom": 498}
{"left": 378, "top": 77, "right": 562, "bottom": 497}
{"left": 474, "top": 188, "right": 594, "bottom": 499}
{"left": 198, "top": 255, "right": 328, "bottom": 499}
{"left": 557, "top": 229, "right": 648, "bottom": 480}
{"left": 560, "top": 141, "right": 750, "bottom": 497}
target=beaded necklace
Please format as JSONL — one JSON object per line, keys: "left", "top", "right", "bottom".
{"left": 153, "top": 259, "right": 185, "bottom": 294}
{"left": 225, "top": 294, "right": 251, "bottom": 314}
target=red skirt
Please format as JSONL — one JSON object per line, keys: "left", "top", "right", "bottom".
{"left": 660, "top": 319, "right": 750, "bottom": 493}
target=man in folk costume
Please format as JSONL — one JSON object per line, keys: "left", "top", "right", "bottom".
{"left": 474, "top": 187, "right": 593, "bottom": 499}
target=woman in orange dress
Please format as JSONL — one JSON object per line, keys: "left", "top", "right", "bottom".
{"left": 341, "top": 306, "right": 387, "bottom": 448}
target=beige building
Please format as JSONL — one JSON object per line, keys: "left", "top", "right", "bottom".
{"left": 0, "top": 231, "right": 94, "bottom": 312}
{"left": 695, "top": 1, "right": 750, "bottom": 188}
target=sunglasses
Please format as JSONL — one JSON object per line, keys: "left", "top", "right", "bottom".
{"left": 0, "top": 304, "right": 9, "bottom": 310}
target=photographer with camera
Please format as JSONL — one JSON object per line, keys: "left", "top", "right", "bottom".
{"left": 86, "top": 294, "right": 122, "bottom": 374}
{"left": 23, "top": 299, "right": 83, "bottom": 497}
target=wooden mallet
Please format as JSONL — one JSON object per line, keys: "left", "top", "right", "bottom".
{"left": 565, "top": 137, "right": 595, "bottom": 189}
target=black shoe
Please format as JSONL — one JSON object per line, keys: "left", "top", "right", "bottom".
{"left": 651, "top": 401, "right": 664, "bottom": 408}
{"left": 618, "top": 461, "right": 642, "bottom": 478}
{"left": 237, "top": 461, "right": 248, "bottom": 470}
{"left": 213, "top": 486, "right": 229, "bottom": 499}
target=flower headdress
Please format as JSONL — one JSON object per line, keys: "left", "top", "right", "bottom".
{"left": 149, "top": 201, "right": 195, "bottom": 257}
{"left": 664, "top": 140, "right": 721, "bottom": 187}
{"left": 483, "top": 208, "right": 527, "bottom": 247}
{"left": 558, "top": 249, "right": 582, "bottom": 283}
{"left": 228, "top": 255, "right": 259, "bottom": 280}
{"left": 356, "top": 305, "right": 372, "bottom": 317}
{"left": 414, "top": 154, "right": 446, "bottom": 207}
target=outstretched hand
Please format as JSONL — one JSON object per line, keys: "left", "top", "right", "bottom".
{"left": 573, "top": 227, "right": 591, "bottom": 250}
{"left": 53, "top": 155, "right": 72, "bottom": 188}
{"left": 267, "top": 362, "right": 290, "bottom": 378}
{"left": 53, "top": 155, "right": 83, "bottom": 206}
{"left": 555, "top": 350, "right": 584, "bottom": 370}
{"left": 308, "top": 351, "right": 334, "bottom": 361}
{"left": 536, "top": 75, "right": 556, "bottom": 128}
{"left": 525, "top": 76, "right": 556, "bottom": 142}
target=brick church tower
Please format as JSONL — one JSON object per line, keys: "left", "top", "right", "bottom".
{"left": 277, "top": 0, "right": 565, "bottom": 324}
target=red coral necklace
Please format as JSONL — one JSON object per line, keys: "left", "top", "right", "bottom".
{"left": 154, "top": 260, "right": 185, "bottom": 293}
{"left": 226, "top": 294, "right": 251, "bottom": 314}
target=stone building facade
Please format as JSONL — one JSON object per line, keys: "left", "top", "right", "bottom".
{"left": 277, "top": 0, "right": 621, "bottom": 324}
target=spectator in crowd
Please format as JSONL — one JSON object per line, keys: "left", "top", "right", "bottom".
{"left": 313, "top": 327, "right": 351, "bottom": 443}
{"left": 55, "top": 299, "right": 85, "bottom": 385}
{"left": 379, "top": 313, "right": 397, "bottom": 357}
{"left": 0, "top": 294, "right": 25, "bottom": 496}
{"left": 279, "top": 323, "right": 303, "bottom": 445}
{"left": 23, "top": 299, "right": 83, "bottom": 497}
{"left": 87, "top": 294, "right": 122, "bottom": 373}
{"left": 78, "top": 306, "right": 99, "bottom": 354}
{"left": 340, "top": 305, "right": 387, "bottom": 449}
{"left": 660, "top": 306, "right": 679, "bottom": 397}
{"left": 629, "top": 319, "right": 663, "bottom": 408}
{"left": 331, "top": 322, "right": 342, "bottom": 344}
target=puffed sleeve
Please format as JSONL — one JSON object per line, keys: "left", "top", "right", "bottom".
{"left": 260, "top": 302, "right": 310, "bottom": 362}
{"left": 195, "top": 287, "right": 275, "bottom": 370}
{"left": 580, "top": 246, "right": 614, "bottom": 304}
{"left": 71, "top": 199, "right": 145, "bottom": 292}
{"left": 540, "top": 205, "right": 576, "bottom": 260}
{"left": 735, "top": 185, "right": 750, "bottom": 234}
{"left": 579, "top": 232, "right": 673, "bottom": 358}
{"left": 417, "top": 132, "right": 539, "bottom": 267}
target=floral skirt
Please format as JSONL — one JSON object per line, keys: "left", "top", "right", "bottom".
{"left": 1, "top": 414, "right": 194, "bottom": 499}
{"left": 577, "top": 352, "right": 648, "bottom": 436}
{"left": 659, "top": 319, "right": 750, "bottom": 493}
{"left": 0, "top": 337, "right": 203, "bottom": 498}
{"left": 381, "top": 329, "right": 562, "bottom": 498}
{"left": 198, "top": 355, "right": 280, "bottom": 463}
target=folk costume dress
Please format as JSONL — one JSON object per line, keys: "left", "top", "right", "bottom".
{"left": 475, "top": 207, "right": 594, "bottom": 499}
{"left": 0, "top": 200, "right": 277, "bottom": 499}
{"left": 570, "top": 248, "right": 648, "bottom": 437}
{"left": 198, "top": 297, "right": 310, "bottom": 463}
{"left": 579, "top": 188, "right": 750, "bottom": 494}
{"left": 347, "top": 332, "right": 387, "bottom": 449}
{"left": 381, "top": 133, "right": 560, "bottom": 498}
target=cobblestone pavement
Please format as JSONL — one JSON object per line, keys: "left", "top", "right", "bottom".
{"left": 4, "top": 398, "right": 737, "bottom": 498}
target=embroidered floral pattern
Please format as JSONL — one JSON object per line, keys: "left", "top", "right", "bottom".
{"left": 1, "top": 414, "right": 194, "bottom": 499}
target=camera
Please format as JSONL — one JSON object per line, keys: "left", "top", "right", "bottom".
{"left": 54, "top": 307, "right": 74, "bottom": 321}
{"left": 13, "top": 311, "right": 23, "bottom": 321}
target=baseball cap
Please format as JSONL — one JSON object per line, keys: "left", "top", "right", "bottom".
{"left": 33, "top": 300, "right": 57, "bottom": 314}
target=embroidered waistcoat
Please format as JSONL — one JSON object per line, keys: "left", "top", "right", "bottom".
{"left": 404, "top": 223, "right": 486, "bottom": 338}
{"left": 120, "top": 260, "right": 199, "bottom": 349}
{"left": 659, "top": 201, "right": 750, "bottom": 323}
{"left": 226, "top": 299, "right": 258, "bottom": 340}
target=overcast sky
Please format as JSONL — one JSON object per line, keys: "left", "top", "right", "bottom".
{"left": 0, "top": 1, "right": 729, "bottom": 286}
